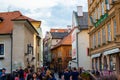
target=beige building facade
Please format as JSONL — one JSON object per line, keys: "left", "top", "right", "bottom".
{"left": 88, "top": 0, "right": 120, "bottom": 75}
{"left": 0, "top": 11, "right": 41, "bottom": 73}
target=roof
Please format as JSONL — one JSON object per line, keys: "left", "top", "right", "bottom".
{"left": 74, "top": 12, "right": 88, "bottom": 29}
{"left": 50, "top": 29, "right": 68, "bottom": 32}
{"left": 0, "top": 11, "right": 40, "bottom": 34}
{"left": 51, "top": 32, "right": 68, "bottom": 39}
{"left": 14, "top": 15, "right": 39, "bottom": 22}
{"left": 51, "top": 28, "right": 75, "bottom": 50}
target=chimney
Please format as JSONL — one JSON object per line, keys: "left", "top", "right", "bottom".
{"left": 67, "top": 25, "right": 71, "bottom": 33}
{"left": 77, "top": 6, "right": 83, "bottom": 16}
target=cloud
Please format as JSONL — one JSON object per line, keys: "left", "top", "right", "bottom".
{"left": 0, "top": 0, "right": 88, "bottom": 37}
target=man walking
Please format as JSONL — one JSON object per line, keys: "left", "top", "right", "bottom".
{"left": 0, "top": 68, "right": 7, "bottom": 80}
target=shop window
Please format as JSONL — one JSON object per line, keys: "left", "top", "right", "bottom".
{"left": 99, "top": 57, "right": 102, "bottom": 71}
{"left": 95, "top": 58, "right": 98, "bottom": 70}
{"left": 109, "top": 55, "right": 116, "bottom": 70}
{"left": 92, "top": 59, "right": 94, "bottom": 69}
{"left": 104, "top": 56, "right": 108, "bottom": 70}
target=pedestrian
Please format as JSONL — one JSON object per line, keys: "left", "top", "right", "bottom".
{"left": 26, "top": 68, "right": 32, "bottom": 80}
{"left": 0, "top": 68, "right": 7, "bottom": 80}
{"left": 24, "top": 68, "right": 28, "bottom": 80}
{"left": 18, "top": 66, "right": 24, "bottom": 80}
{"left": 30, "top": 72, "right": 39, "bottom": 80}
{"left": 63, "top": 68, "right": 71, "bottom": 80}
{"left": 15, "top": 73, "right": 20, "bottom": 80}
{"left": 70, "top": 67, "right": 79, "bottom": 80}
{"left": 37, "top": 68, "right": 43, "bottom": 80}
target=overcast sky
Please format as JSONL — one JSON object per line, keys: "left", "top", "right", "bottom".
{"left": 0, "top": 0, "right": 88, "bottom": 36}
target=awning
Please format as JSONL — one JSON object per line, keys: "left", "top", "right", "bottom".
{"left": 91, "top": 53, "right": 101, "bottom": 58}
{"left": 103, "top": 48, "right": 120, "bottom": 55}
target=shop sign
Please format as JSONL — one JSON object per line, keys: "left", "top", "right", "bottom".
{"left": 95, "top": 13, "right": 108, "bottom": 27}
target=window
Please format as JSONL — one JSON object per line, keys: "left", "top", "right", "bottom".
{"left": 92, "top": 36, "right": 94, "bottom": 48}
{"left": 102, "top": 28, "right": 106, "bottom": 43}
{"left": 94, "top": 34, "right": 96, "bottom": 47}
{"left": 113, "top": 20, "right": 117, "bottom": 37}
{"left": 90, "top": 0, "right": 93, "bottom": 4}
{"left": 94, "top": 11, "right": 97, "bottom": 22}
{"left": 0, "top": 44, "right": 4, "bottom": 55}
{"left": 92, "top": 59, "right": 94, "bottom": 69}
{"left": 98, "top": 6, "right": 100, "bottom": 19}
{"left": 98, "top": 31, "right": 101, "bottom": 45}
{"left": 107, "top": 24, "right": 111, "bottom": 41}
{"left": 69, "top": 50, "right": 72, "bottom": 56}
{"left": 105, "top": 0, "right": 110, "bottom": 10}
{"left": 95, "top": 58, "right": 98, "bottom": 70}
{"left": 101, "top": 1, "right": 105, "bottom": 15}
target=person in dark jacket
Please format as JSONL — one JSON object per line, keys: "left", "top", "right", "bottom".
{"left": 37, "top": 69, "right": 42, "bottom": 80}
{"left": 18, "top": 66, "right": 24, "bottom": 80}
{"left": 27, "top": 68, "right": 32, "bottom": 80}
{"left": 0, "top": 68, "right": 7, "bottom": 80}
{"left": 70, "top": 67, "right": 79, "bottom": 80}
{"left": 63, "top": 69, "right": 71, "bottom": 80}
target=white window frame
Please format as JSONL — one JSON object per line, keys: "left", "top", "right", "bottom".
{"left": 0, "top": 42, "right": 5, "bottom": 57}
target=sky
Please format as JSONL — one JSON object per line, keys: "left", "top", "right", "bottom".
{"left": 0, "top": 0, "right": 88, "bottom": 36}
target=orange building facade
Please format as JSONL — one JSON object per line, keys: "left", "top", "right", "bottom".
{"left": 51, "top": 29, "right": 72, "bottom": 71}
{"left": 88, "top": 0, "right": 120, "bottom": 75}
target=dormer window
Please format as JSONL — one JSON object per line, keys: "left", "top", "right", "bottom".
{"left": 0, "top": 17, "right": 4, "bottom": 22}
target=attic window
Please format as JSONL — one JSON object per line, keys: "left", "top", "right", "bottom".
{"left": 0, "top": 17, "right": 4, "bottom": 22}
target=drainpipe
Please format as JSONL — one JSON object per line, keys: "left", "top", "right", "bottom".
{"left": 76, "top": 31, "right": 79, "bottom": 68}
{"left": 10, "top": 34, "right": 13, "bottom": 73}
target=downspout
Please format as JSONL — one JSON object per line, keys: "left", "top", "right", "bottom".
{"left": 76, "top": 30, "right": 79, "bottom": 68}
{"left": 10, "top": 34, "right": 13, "bottom": 73}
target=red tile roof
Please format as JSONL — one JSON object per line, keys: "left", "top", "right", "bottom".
{"left": 51, "top": 28, "right": 75, "bottom": 49}
{"left": 50, "top": 29, "right": 68, "bottom": 32}
{"left": 0, "top": 11, "right": 39, "bottom": 34}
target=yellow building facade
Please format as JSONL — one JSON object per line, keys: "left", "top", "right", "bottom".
{"left": 88, "top": 0, "right": 120, "bottom": 75}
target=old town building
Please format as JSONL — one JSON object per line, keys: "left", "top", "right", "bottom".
{"left": 43, "top": 29, "right": 68, "bottom": 67}
{"left": 70, "top": 6, "right": 91, "bottom": 70}
{"left": 88, "top": 0, "right": 120, "bottom": 75}
{"left": 51, "top": 29, "right": 72, "bottom": 71}
{"left": 0, "top": 11, "right": 41, "bottom": 73}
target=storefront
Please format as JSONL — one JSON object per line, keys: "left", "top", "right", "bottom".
{"left": 91, "top": 48, "right": 120, "bottom": 75}
{"left": 103, "top": 48, "right": 120, "bottom": 74}
{"left": 91, "top": 53, "right": 102, "bottom": 70}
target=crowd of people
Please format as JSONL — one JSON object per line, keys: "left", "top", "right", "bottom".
{"left": 1, "top": 66, "right": 119, "bottom": 80}
{"left": 0, "top": 66, "right": 56, "bottom": 80}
